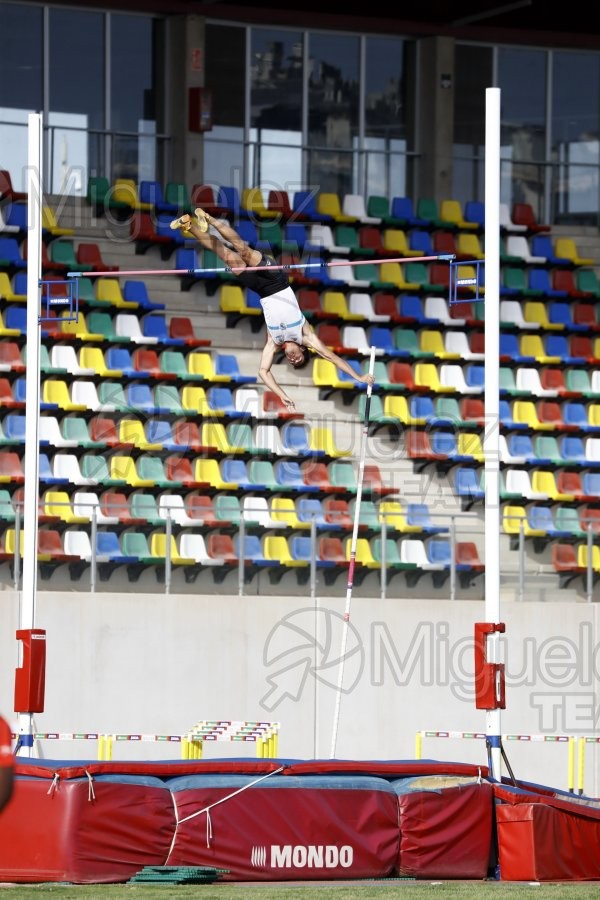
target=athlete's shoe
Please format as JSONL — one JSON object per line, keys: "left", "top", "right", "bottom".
{"left": 169, "top": 213, "right": 192, "bottom": 231}
{"left": 194, "top": 208, "right": 209, "bottom": 232}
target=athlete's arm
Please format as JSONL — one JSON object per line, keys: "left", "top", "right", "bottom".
{"left": 302, "top": 327, "right": 374, "bottom": 385}
{"left": 258, "top": 336, "right": 296, "bottom": 410}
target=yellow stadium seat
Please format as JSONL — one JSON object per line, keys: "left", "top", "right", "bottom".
{"left": 187, "top": 352, "right": 229, "bottom": 382}
{"left": 109, "top": 455, "right": 155, "bottom": 488}
{"left": 420, "top": 329, "right": 459, "bottom": 359}
{"left": 383, "top": 395, "right": 423, "bottom": 426}
{"left": 200, "top": 422, "right": 244, "bottom": 454}
{"left": 316, "top": 192, "right": 357, "bottom": 223}
{"left": 41, "top": 379, "right": 85, "bottom": 411}
{"left": 150, "top": 533, "right": 195, "bottom": 565}
{"left": 118, "top": 419, "right": 162, "bottom": 451}
{"left": 194, "top": 458, "right": 237, "bottom": 490}
{"left": 414, "top": 362, "right": 453, "bottom": 393}
{"left": 379, "top": 500, "right": 416, "bottom": 533}
{"left": 440, "top": 199, "right": 479, "bottom": 231}
{"left": 523, "top": 302, "right": 556, "bottom": 330}
{"left": 264, "top": 535, "right": 307, "bottom": 566}
{"left": 270, "top": 497, "right": 303, "bottom": 529}
{"left": 530, "top": 471, "right": 571, "bottom": 501}
{"left": 309, "top": 426, "right": 350, "bottom": 458}
{"left": 0, "top": 273, "right": 26, "bottom": 303}
{"left": 241, "top": 187, "right": 279, "bottom": 220}
{"left": 554, "top": 238, "right": 595, "bottom": 267}
{"left": 519, "top": 335, "right": 561, "bottom": 365}
{"left": 577, "top": 544, "right": 600, "bottom": 570}
{"left": 322, "top": 291, "right": 363, "bottom": 321}
{"left": 502, "top": 505, "right": 527, "bottom": 536}
{"left": 111, "top": 178, "right": 153, "bottom": 212}
{"left": 43, "top": 491, "right": 87, "bottom": 524}
{"left": 456, "top": 232, "right": 484, "bottom": 259}
{"left": 379, "top": 262, "right": 420, "bottom": 291}
{"left": 382, "top": 229, "right": 421, "bottom": 257}
{"left": 79, "top": 347, "right": 122, "bottom": 378}
{"left": 219, "top": 284, "right": 262, "bottom": 316}
{"left": 512, "top": 400, "right": 550, "bottom": 431}
{"left": 457, "top": 432, "right": 485, "bottom": 462}
{"left": 59, "top": 311, "right": 104, "bottom": 341}
{"left": 95, "top": 278, "right": 138, "bottom": 309}
{"left": 346, "top": 536, "right": 380, "bottom": 568}
{"left": 181, "top": 385, "right": 212, "bottom": 415}
{"left": 313, "top": 358, "right": 354, "bottom": 390}
{"left": 42, "top": 205, "right": 74, "bottom": 237}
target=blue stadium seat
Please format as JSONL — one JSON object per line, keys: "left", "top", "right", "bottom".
{"left": 138, "top": 180, "right": 179, "bottom": 214}
{"left": 122, "top": 279, "right": 165, "bottom": 311}
{"left": 405, "top": 503, "right": 448, "bottom": 534}
{"left": 527, "top": 268, "right": 567, "bottom": 298}
{"left": 275, "top": 459, "right": 318, "bottom": 492}
{"left": 390, "top": 196, "right": 430, "bottom": 228}
{"left": 296, "top": 497, "right": 327, "bottom": 527}
{"left": 105, "top": 347, "right": 137, "bottom": 377}
{"left": 142, "top": 314, "right": 181, "bottom": 344}
{"left": 145, "top": 419, "right": 179, "bottom": 451}
{"left": 427, "top": 538, "right": 451, "bottom": 566}
{"left": 214, "top": 353, "right": 256, "bottom": 384}
{"left": 221, "top": 458, "right": 253, "bottom": 489}
{"left": 127, "top": 383, "right": 158, "bottom": 413}
{"left": 293, "top": 190, "right": 332, "bottom": 223}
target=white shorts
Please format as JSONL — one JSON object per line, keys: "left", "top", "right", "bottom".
{"left": 261, "top": 287, "right": 305, "bottom": 345}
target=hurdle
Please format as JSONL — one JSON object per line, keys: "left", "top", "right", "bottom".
{"left": 415, "top": 730, "right": 577, "bottom": 792}
{"left": 576, "top": 735, "right": 600, "bottom": 796}
{"left": 181, "top": 720, "right": 280, "bottom": 760}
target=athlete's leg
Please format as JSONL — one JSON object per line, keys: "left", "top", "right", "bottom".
{"left": 170, "top": 211, "right": 245, "bottom": 268}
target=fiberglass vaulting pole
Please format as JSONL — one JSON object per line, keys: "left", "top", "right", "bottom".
{"left": 330, "top": 346, "right": 376, "bottom": 758}
{"left": 484, "top": 87, "right": 503, "bottom": 780}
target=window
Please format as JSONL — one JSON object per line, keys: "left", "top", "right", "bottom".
{"left": 498, "top": 47, "right": 547, "bottom": 213}
{"left": 364, "top": 36, "right": 413, "bottom": 200}
{"left": 0, "top": 1, "right": 43, "bottom": 191}
{"left": 551, "top": 51, "right": 600, "bottom": 223}
{"left": 205, "top": 24, "right": 246, "bottom": 190}
{"left": 250, "top": 28, "right": 303, "bottom": 194}
{"left": 307, "top": 32, "right": 359, "bottom": 193}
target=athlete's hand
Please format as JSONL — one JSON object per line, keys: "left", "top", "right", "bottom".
{"left": 359, "top": 374, "right": 375, "bottom": 386}
{"left": 283, "top": 397, "right": 296, "bottom": 411}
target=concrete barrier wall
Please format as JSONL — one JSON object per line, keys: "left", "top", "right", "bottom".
{"left": 1, "top": 590, "right": 598, "bottom": 796}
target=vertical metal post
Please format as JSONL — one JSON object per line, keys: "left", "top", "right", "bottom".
{"left": 380, "top": 514, "right": 387, "bottom": 600}
{"left": 19, "top": 112, "right": 44, "bottom": 757}
{"left": 310, "top": 516, "right": 318, "bottom": 759}
{"left": 90, "top": 504, "right": 98, "bottom": 593}
{"left": 14, "top": 502, "right": 21, "bottom": 591}
{"left": 165, "top": 511, "right": 172, "bottom": 595}
{"left": 238, "top": 513, "right": 245, "bottom": 598}
{"left": 483, "top": 87, "right": 502, "bottom": 780}
{"left": 518, "top": 519, "right": 525, "bottom": 603}
{"left": 586, "top": 522, "right": 593, "bottom": 604}
{"left": 449, "top": 516, "right": 456, "bottom": 601}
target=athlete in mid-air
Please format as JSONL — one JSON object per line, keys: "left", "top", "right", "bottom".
{"left": 171, "top": 208, "right": 374, "bottom": 411}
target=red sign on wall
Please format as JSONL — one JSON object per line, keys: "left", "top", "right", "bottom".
{"left": 191, "top": 47, "right": 203, "bottom": 72}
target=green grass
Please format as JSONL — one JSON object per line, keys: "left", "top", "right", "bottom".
{"left": 1, "top": 882, "right": 598, "bottom": 898}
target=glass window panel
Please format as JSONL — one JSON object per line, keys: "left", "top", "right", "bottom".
{"left": 205, "top": 24, "right": 245, "bottom": 127}
{"left": 453, "top": 44, "right": 492, "bottom": 203}
{"left": 250, "top": 28, "right": 303, "bottom": 192}
{"left": 0, "top": 2, "right": 43, "bottom": 112}
{"left": 49, "top": 8, "right": 104, "bottom": 130}
{"left": 498, "top": 47, "right": 546, "bottom": 209}
{"left": 551, "top": 51, "right": 600, "bottom": 222}
{"left": 111, "top": 15, "right": 156, "bottom": 133}
{"left": 308, "top": 32, "right": 359, "bottom": 149}
{"left": 307, "top": 32, "right": 359, "bottom": 194}
{"left": 204, "top": 126, "right": 245, "bottom": 190}
{"left": 365, "top": 37, "right": 408, "bottom": 142}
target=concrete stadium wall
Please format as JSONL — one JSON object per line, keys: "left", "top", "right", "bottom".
{"left": 1, "top": 589, "right": 598, "bottom": 797}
